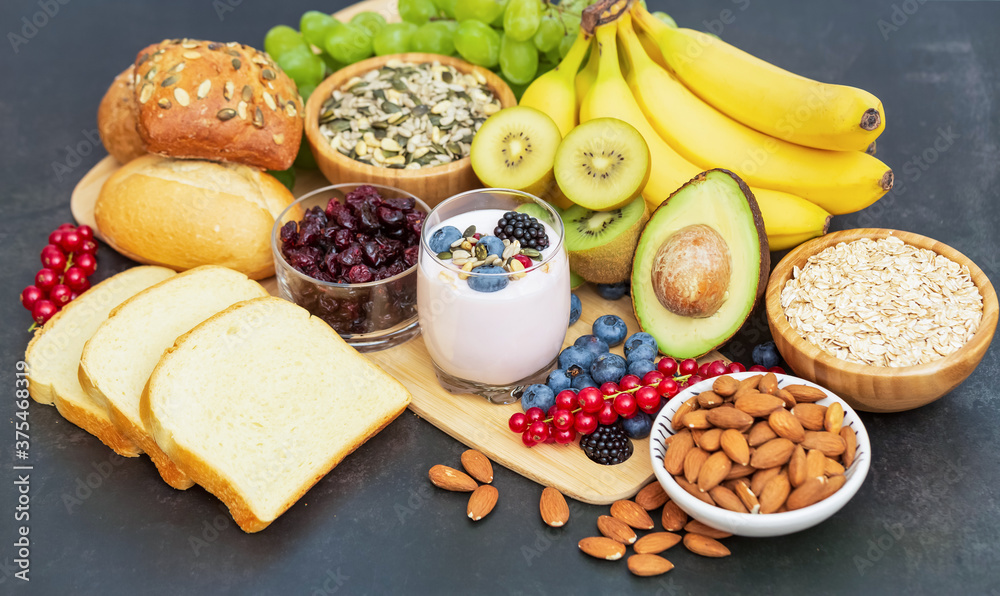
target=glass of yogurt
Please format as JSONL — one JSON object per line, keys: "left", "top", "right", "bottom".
{"left": 418, "top": 188, "right": 570, "bottom": 404}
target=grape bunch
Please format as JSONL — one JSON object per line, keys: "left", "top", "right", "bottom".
{"left": 20, "top": 224, "right": 99, "bottom": 328}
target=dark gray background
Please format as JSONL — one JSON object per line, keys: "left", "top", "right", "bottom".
{"left": 2, "top": 0, "right": 998, "bottom": 594}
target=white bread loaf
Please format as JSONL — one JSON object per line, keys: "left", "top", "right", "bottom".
{"left": 25, "top": 266, "right": 176, "bottom": 456}
{"left": 78, "top": 266, "right": 269, "bottom": 490}
{"left": 140, "top": 297, "right": 412, "bottom": 532}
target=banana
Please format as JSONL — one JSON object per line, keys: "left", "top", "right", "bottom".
{"left": 617, "top": 14, "right": 892, "bottom": 214}
{"left": 751, "top": 186, "right": 831, "bottom": 250}
{"left": 633, "top": 5, "right": 884, "bottom": 152}
{"left": 635, "top": 24, "right": 668, "bottom": 69}
{"left": 574, "top": 39, "right": 599, "bottom": 112}
{"left": 519, "top": 31, "right": 591, "bottom": 138}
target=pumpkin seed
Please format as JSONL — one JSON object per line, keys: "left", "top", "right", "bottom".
{"left": 217, "top": 108, "right": 237, "bottom": 121}
{"left": 261, "top": 68, "right": 276, "bottom": 80}
{"left": 437, "top": 251, "right": 452, "bottom": 260}
{"left": 232, "top": 58, "right": 242, "bottom": 70}
{"left": 242, "top": 85, "right": 252, "bottom": 102}
{"left": 462, "top": 225, "right": 476, "bottom": 238}
{"left": 161, "top": 75, "right": 179, "bottom": 87}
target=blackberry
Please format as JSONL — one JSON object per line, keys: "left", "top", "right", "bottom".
{"left": 493, "top": 211, "right": 550, "bottom": 250}
{"left": 580, "top": 422, "right": 634, "bottom": 465}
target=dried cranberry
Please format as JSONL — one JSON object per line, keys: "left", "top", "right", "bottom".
{"left": 381, "top": 238, "right": 403, "bottom": 262}
{"left": 405, "top": 211, "right": 425, "bottom": 236}
{"left": 355, "top": 233, "right": 373, "bottom": 246}
{"left": 335, "top": 209, "right": 357, "bottom": 230}
{"left": 318, "top": 295, "right": 339, "bottom": 312}
{"left": 347, "top": 265, "right": 374, "bottom": 284}
{"left": 377, "top": 206, "right": 405, "bottom": 228}
{"left": 346, "top": 185, "right": 383, "bottom": 211}
{"left": 403, "top": 245, "right": 419, "bottom": 267}
{"left": 363, "top": 241, "right": 387, "bottom": 267}
{"left": 357, "top": 203, "right": 380, "bottom": 233}
{"left": 325, "top": 199, "right": 348, "bottom": 220}
{"left": 333, "top": 228, "right": 353, "bottom": 250}
{"left": 323, "top": 250, "right": 340, "bottom": 274}
{"left": 383, "top": 226, "right": 407, "bottom": 240}
{"left": 384, "top": 197, "right": 415, "bottom": 210}
{"left": 305, "top": 206, "right": 328, "bottom": 226}
{"left": 280, "top": 221, "right": 298, "bottom": 246}
{"left": 338, "top": 243, "right": 363, "bottom": 267}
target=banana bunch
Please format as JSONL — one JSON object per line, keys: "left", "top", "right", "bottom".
{"left": 518, "top": 3, "right": 893, "bottom": 251}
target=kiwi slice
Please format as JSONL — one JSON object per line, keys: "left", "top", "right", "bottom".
{"left": 554, "top": 118, "right": 650, "bottom": 211}
{"left": 563, "top": 196, "right": 649, "bottom": 284}
{"left": 470, "top": 106, "right": 562, "bottom": 198}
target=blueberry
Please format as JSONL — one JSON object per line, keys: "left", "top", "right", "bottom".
{"left": 477, "top": 235, "right": 505, "bottom": 257}
{"left": 571, "top": 373, "right": 598, "bottom": 390}
{"left": 558, "top": 345, "right": 595, "bottom": 370}
{"left": 521, "top": 384, "right": 555, "bottom": 413}
{"left": 429, "top": 225, "right": 462, "bottom": 253}
{"left": 546, "top": 369, "right": 572, "bottom": 393}
{"left": 569, "top": 292, "right": 582, "bottom": 326}
{"left": 623, "top": 332, "right": 657, "bottom": 356}
{"left": 622, "top": 411, "right": 653, "bottom": 439}
{"left": 627, "top": 359, "right": 657, "bottom": 378}
{"left": 595, "top": 281, "right": 630, "bottom": 300}
{"left": 752, "top": 341, "right": 781, "bottom": 370}
{"left": 626, "top": 344, "right": 657, "bottom": 364}
{"left": 591, "top": 353, "right": 627, "bottom": 385}
{"left": 467, "top": 266, "right": 509, "bottom": 293}
{"left": 574, "top": 334, "right": 610, "bottom": 359}
{"left": 593, "top": 314, "right": 627, "bottom": 347}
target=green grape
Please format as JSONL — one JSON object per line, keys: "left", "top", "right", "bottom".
{"left": 542, "top": 45, "right": 561, "bottom": 64}
{"left": 298, "top": 82, "right": 318, "bottom": 101}
{"left": 351, "top": 12, "right": 387, "bottom": 37}
{"left": 275, "top": 45, "right": 325, "bottom": 87}
{"left": 437, "top": 20, "right": 460, "bottom": 34}
{"left": 559, "top": 9, "right": 581, "bottom": 31}
{"left": 320, "top": 52, "right": 345, "bottom": 75}
{"left": 432, "top": 0, "right": 458, "bottom": 19}
{"left": 499, "top": 33, "right": 538, "bottom": 85}
{"left": 454, "top": 0, "right": 505, "bottom": 24}
{"left": 653, "top": 11, "right": 677, "bottom": 28}
{"left": 300, "top": 11, "right": 341, "bottom": 48}
{"left": 411, "top": 21, "right": 456, "bottom": 55}
{"left": 491, "top": 0, "right": 510, "bottom": 27}
{"left": 399, "top": 0, "right": 438, "bottom": 25}
{"left": 636, "top": 0, "right": 647, "bottom": 9}
{"left": 499, "top": 72, "right": 529, "bottom": 100}
{"left": 557, "top": 32, "right": 575, "bottom": 58}
{"left": 532, "top": 13, "right": 562, "bottom": 52}
{"left": 264, "top": 25, "right": 308, "bottom": 60}
{"left": 503, "top": 0, "right": 541, "bottom": 42}
{"left": 373, "top": 22, "right": 417, "bottom": 55}
{"left": 454, "top": 19, "right": 501, "bottom": 67}
{"left": 324, "top": 23, "right": 374, "bottom": 64}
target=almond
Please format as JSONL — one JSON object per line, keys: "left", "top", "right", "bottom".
{"left": 598, "top": 515, "right": 637, "bottom": 545}
{"left": 579, "top": 536, "right": 626, "bottom": 561}
{"left": 706, "top": 407, "right": 754, "bottom": 430}
{"left": 750, "top": 437, "right": 795, "bottom": 469}
{"left": 712, "top": 375, "right": 739, "bottom": 397}
{"left": 684, "top": 447, "right": 710, "bottom": 484}
{"left": 539, "top": 487, "right": 570, "bottom": 527}
{"left": 805, "top": 448, "right": 826, "bottom": 479}
{"left": 841, "top": 426, "right": 858, "bottom": 468}
{"left": 635, "top": 481, "right": 668, "bottom": 511}
{"left": 467, "top": 485, "right": 498, "bottom": 521}
{"left": 683, "top": 533, "right": 731, "bottom": 557}
{"left": 671, "top": 396, "right": 697, "bottom": 430}
{"left": 720, "top": 429, "right": 751, "bottom": 465}
{"left": 697, "top": 427, "right": 723, "bottom": 451}
{"left": 661, "top": 500, "right": 688, "bottom": 531}
{"left": 697, "top": 390, "right": 725, "bottom": 409}
{"left": 792, "top": 403, "right": 827, "bottom": 431}
{"left": 628, "top": 553, "right": 675, "bottom": 576}
{"left": 758, "top": 372, "right": 779, "bottom": 395}
{"left": 788, "top": 445, "right": 807, "bottom": 487}
{"left": 759, "top": 471, "right": 791, "bottom": 513}
{"left": 748, "top": 420, "right": 778, "bottom": 446}
{"left": 768, "top": 408, "right": 806, "bottom": 442}
{"left": 775, "top": 388, "right": 797, "bottom": 409}
{"left": 684, "top": 519, "right": 732, "bottom": 539}
{"left": 461, "top": 449, "right": 493, "bottom": 484}
{"left": 663, "top": 429, "right": 693, "bottom": 475}
{"left": 610, "top": 500, "right": 655, "bottom": 530}
{"left": 724, "top": 462, "right": 756, "bottom": 480}
{"left": 735, "top": 393, "right": 785, "bottom": 418}
{"left": 697, "top": 451, "right": 733, "bottom": 493}
{"left": 750, "top": 466, "right": 782, "bottom": 496}
{"left": 821, "top": 472, "right": 847, "bottom": 499}
{"left": 709, "top": 485, "right": 748, "bottom": 513}
{"left": 785, "top": 384, "right": 827, "bottom": 402}
{"left": 802, "top": 431, "right": 846, "bottom": 457}
{"left": 738, "top": 374, "right": 763, "bottom": 393}
{"left": 824, "top": 401, "right": 845, "bottom": 434}
{"left": 733, "top": 478, "right": 760, "bottom": 513}
{"left": 674, "top": 475, "right": 716, "bottom": 506}
{"left": 683, "top": 409, "right": 712, "bottom": 430}
{"left": 786, "top": 476, "right": 827, "bottom": 510}
{"left": 824, "top": 457, "right": 846, "bottom": 476}
{"left": 634, "top": 531, "right": 682, "bottom": 554}
{"left": 428, "top": 465, "right": 478, "bottom": 492}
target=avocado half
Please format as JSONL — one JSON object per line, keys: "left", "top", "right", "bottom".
{"left": 631, "top": 169, "right": 769, "bottom": 359}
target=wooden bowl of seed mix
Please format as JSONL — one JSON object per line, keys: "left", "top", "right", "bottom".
{"left": 305, "top": 53, "right": 516, "bottom": 208}
{"left": 765, "top": 228, "right": 997, "bottom": 413}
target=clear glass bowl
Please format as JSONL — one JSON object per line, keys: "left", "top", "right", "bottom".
{"left": 271, "top": 183, "right": 429, "bottom": 352}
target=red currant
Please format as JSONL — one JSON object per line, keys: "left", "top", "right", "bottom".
{"left": 551, "top": 409, "right": 574, "bottom": 431}
{"left": 553, "top": 428, "right": 576, "bottom": 444}
{"left": 642, "top": 370, "right": 665, "bottom": 386}
{"left": 528, "top": 421, "right": 549, "bottom": 443}
{"left": 613, "top": 392, "right": 637, "bottom": 418}
{"left": 513, "top": 254, "right": 533, "bottom": 269}
{"left": 698, "top": 362, "right": 711, "bottom": 378}
{"left": 574, "top": 412, "right": 598, "bottom": 435}
{"left": 657, "top": 357, "right": 678, "bottom": 376}
{"left": 555, "top": 389, "right": 576, "bottom": 411}
{"left": 20, "top": 286, "right": 43, "bottom": 311}
{"left": 509, "top": 412, "right": 528, "bottom": 433}
{"left": 78, "top": 239, "right": 98, "bottom": 255}
{"left": 577, "top": 387, "right": 604, "bottom": 413}
{"left": 708, "top": 360, "right": 728, "bottom": 377}
{"left": 64, "top": 267, "right": 89, "bottom": 292}
{"left": 48, "top": 230, "right": 65, "bottom": 246}
{"left": 525, "top": 407, "right": 545, "bottom": 423}
{"left": 35, "top": 269, "right": 58, "bottom": 292}
{"left": 41, "top": 245, "right": 66, "bottom": 270}
{"left": 49, "top": 284, "right": 72, "bottom": 307}
{"left": 547, "top": 405, "right": 560, "bottom": 419}
{"left": 635, "top": 386, "right": 660, "bottom": 413}
{"left": 657, "top": 378, "right": 679, "bottom": 398}
{"left": 619, "top": 374, "right": 641, "bottom": 390}
{"left": 728, "top": 362, "right": 747, "bottom": 373}
{"left": 599, "top": 382, "right": 620, "bottom": 396}
{"left": 32, "top": 300, "right": 58, "bottom": 325}
{"left": 75, "top": 253, "right": 97, "bottom": 276}
{"left": 521, "top": 430, "right": 537, "bottom": 447}
{"left": 69, "top": 291, "right": 79, "bottom": 301}
{"left": 57, "top": 223, "right": 76, "bottom": 231}
{"left": 77, "top": 225, "right": 94, "bottom": 241}
{"left": 59, "top": 230, "right": 82, "bottom": 254}
{"left": 769, "top": 366, "right": 786, "bottom": 374}
{"left": 598, "top": 401, "right": 618, "bottom": 425}
{"left": 679, "top": 358, "right": 698, "bottom": 375}
{"left": 749, "top": 365, "right": 767, "bottom": 372}
{"left": 685, "top": 375, "right": 704, "bottom": 387}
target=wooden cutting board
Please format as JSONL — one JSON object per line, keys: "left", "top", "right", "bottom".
{"left": 69, "top": 0, "right": 728, "bottom": 503}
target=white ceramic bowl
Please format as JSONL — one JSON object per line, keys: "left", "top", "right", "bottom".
{"left": 649, "top": 371, "right": 871, "bottom": 537}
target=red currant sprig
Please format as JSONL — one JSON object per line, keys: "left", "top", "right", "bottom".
{"left": 21, "top": 223, "right": 98, "bottom": 330}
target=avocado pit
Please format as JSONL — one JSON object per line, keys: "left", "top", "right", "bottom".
{"left": 650, "top": 224, "right": 731, "bottom": 318}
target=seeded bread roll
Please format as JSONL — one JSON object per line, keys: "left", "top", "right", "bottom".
{"left": 97, "top": 65, "right": 147, "bottom": 164}
{"left": 133, "top": 39, "right": 303, "bottom": 171}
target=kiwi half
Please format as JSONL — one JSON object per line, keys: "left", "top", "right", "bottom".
{"left": 563, "top": 195, "right": 649, "bottom": 284}
{"left": 553, "top": 117, "right": 650, "bottom": 211}
{"left": 470, "top": 106, "right": 562, "bottom": 200}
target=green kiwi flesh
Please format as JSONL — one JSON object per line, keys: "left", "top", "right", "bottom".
{"left": 470, "top": 106, "right": 562, "bottom": 194}
{"left": 562, "top": 195, "right": 649, "bottom": 284}
{"left": 553, "top": 117, "right": 650, "bottom": 211}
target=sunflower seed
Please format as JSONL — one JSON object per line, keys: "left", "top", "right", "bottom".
{"left": 224, "top": 81, "right": 234, "bottom": 101}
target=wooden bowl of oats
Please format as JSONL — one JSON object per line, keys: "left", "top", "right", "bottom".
{"left": 304, "top": 53, "right": 516, "bottom": 208}
{"left": 765, "top": 228, "right": 997, "bottom": 413}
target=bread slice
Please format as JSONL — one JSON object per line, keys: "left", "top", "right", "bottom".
{"left": 25, "top": 266, "right": 176, "bottom": 456}
{"left": 79, "top": 266, "right": 269, "bottom": 489}
{"left": 141, "top": 297, "right": 412, "bottom": 532}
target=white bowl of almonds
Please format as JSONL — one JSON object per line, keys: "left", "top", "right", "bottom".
{"left": 649, "top": 371, "right": 872, "bottom": 538}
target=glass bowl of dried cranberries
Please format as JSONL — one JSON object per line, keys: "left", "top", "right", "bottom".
{"left": 271, "top": 183, "right": 429, "bottom": 352}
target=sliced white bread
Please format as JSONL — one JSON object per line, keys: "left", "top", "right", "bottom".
{"left": 140, "top": 297, "right": 412, "bottom": 532}
{"left": 25, "top": 266, "right": 176, "bottom": 456}
{"left": 79, "top": 266, "right": 269, "bottom": 490}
